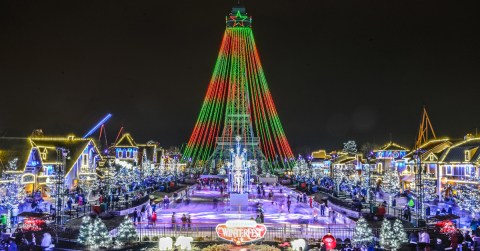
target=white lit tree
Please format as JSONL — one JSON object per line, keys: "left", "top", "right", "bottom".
{"left": 382, "top": 167, "right": 401, "bottom": 206}
{"left": 77, "top": 216, "right": 93, "bottom": 247}
{"left": 352, "top": 217, "right": 374, "bottom": 248}
{"left": 0, "top": 158, "right": 25, "bottom": 228}
{"left": 78, "top": 217, "right": 112, "bottom": 249}
{"left": 343, "top": 141, "right": 358, "bottom": 155}
{"left": 380, "top": 219, "right": 394, "bottom": 250}
{"left": 456, "top": 184, "right": 480, "bottom": 216}
{"left": 116, "top": 216, "right": 138, "bottom": 246}
{"left": 391, "top": 219, "right": 408, "bottom": 249}
{"left": 91, "top": 217, "right": 112, "bottom": 249}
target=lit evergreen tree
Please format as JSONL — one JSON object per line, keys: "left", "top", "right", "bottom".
{"left": 116, "top": 216, "right": 138, "bottom": 245}
{"left": 343, "top": 141, "right": 358, "bottom": 155}
{"left": 352, "top": 217, "right": 374, "bottom": 248}
{"left": 391, "top": 219, "right": 408, "bottom": 249}
{"left": 380, "top": 218, "right": 394, "bottom": 250}
{"left": 382, "top": 167, "right": 401, "bottom": 206}
{"left": 91, "top": 217, "right": 112, "bottom": 249}
{"left": 77, "top": 216, "right": 93, "bottom": 247}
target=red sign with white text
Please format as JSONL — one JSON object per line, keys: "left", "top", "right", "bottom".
{"left": 216, "top": 220, "right": 267, "bottom": 245}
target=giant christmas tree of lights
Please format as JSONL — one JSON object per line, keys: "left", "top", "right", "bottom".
{"left": 183, "top": 2, "right": 294, "bottom": 172}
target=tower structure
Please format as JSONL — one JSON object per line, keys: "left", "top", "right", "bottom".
{"left": 183, "top": 2, "right": 294, "bottom": 173}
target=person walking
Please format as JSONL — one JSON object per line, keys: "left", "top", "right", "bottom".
{"left": 181, "top": 214, "right": 187, "bottom": 230}
{"left": 132, "top": 208, "right": 138, "bottom": 225}
{"left": 187, "top": 214, "right": 191, "bottom": 230}
{"left": 320, "top": 203, "right": 325, "bottom": 216}
{"left": 260, "top": 212, "right": 264, "bottom": 223}
{"left": 255, "top": 215, "right": 261, "bottom": 223}
{"left": 309, "top": 197, "right": 313, "bottom": 208}
{"left": 287, "top": 199, "right": 291, "bottom": 212}
{"left": 151, "top": 211, "right": 157, "bottom": 227}
{"left": 171, "top": 212, "right": 176, "bottom": 230}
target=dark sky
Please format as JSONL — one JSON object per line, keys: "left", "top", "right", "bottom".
{"left": 1, "top": 0, "right": 479, "bottom": 153}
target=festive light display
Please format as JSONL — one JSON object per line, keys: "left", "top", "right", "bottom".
{"left": 381, "top": 167, "right": 401, "bottom": 206}
{"left": 77, "top": 216, "right": 112, "bottom": 249}
{"left": 116, "top": 216, "right": 139, "bottom": 245}
{"left": 455, "top": 184, "right": 480, "bottom": 215}
{"left": 352, "top": 217, "right": 374, "bottom": 248}
{"left": 380, "top": 219, "right": 407, "bottom": 250}
{"left": 183, "top": 4, "right": 294, "bottom": 170}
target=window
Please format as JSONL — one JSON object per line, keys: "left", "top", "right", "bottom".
{"left": 445, "top": 165, "right": 453, "bottom": 175}
{"left": 377, "top": 163, "right": 383, "bottom": 173}
{"left": 118, "top": 151, "right": 123, "bottom": 158}
{"left": 83, "top": 154, "right": 88, "bottom": 166}
{"left": 465, "top": 150, "right": 471, "bottom": 161}
{"left": 126, "top": 151, "right": 131, "bottom": 158}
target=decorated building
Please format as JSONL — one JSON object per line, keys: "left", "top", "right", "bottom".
{"left": 373, "top": 142, "right": 409, "bottom": 175}
{"left": 310, "top": 150, "right": 331, "bottom": 177}
{"left": 402, "top": 138, "right": 452, "bottom": 196}
{"left": 437, "top": 135, "right": 480, "bottom": 199}
{"left": 113, "top": 133, "right": 161, "bottom": 166}
{"left": 0, "top": 135, "right": 102, "bottom": 195}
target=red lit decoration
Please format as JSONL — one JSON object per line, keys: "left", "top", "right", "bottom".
{"left": 322, "top": 233, "right": 337, "bottom": 250}
{"left": 436, "top": 220, "right": 456, "bottom": 235}
{"left": 22, "top": 217, "right": 46, "bottom": 231}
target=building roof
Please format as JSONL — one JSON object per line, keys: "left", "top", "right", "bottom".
{"left": 311, "top": 150, "right": 329, "bottom": 160}
{"left": 375, "top": 141, "right": 409, "bottom": 151}
{"left": 0, "top": 137, "right": 33, "bottom": 172}
{"left": 440, "top": 138, "right": 480, "bottom": 163}
{"left": 404, "top": 138, "right": 452, "bottom": 160}
{"left": 30, "top": 136, "right": 96, "bottom": 174}
{"left": 115, "top": 133, "right": 137, "bottom": 147}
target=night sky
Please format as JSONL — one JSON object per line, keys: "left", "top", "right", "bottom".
{"left": 0, "top": 0, "right": 479, "bottom": 153}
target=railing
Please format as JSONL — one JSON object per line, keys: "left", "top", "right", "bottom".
{"left": 106, "top": 222, "right": 424, "bottom": 244}
{"left": 109, "top": 222, "right": 356, "bottom": 243}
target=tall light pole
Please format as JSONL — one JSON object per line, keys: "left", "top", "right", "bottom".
{"left": 55, "top": 148, "right": 69, "bottom": 226}
{"left": 414, "top": 149, "right": 426, "bottom": 227}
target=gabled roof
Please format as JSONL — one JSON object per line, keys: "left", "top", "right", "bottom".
{"left": 0, "top": 137, "right": 33, "bottom": 172}
{"left": 375, "top": 142, "right": 409, "bottom": 151}
{"left": 115, "top": 133, "right": 137, "bottom": 147}
{"left": 440, "top": 138, "right": 480, "bottom": 163}
{"left": 30, "top": 136, "right": 98, "bottom": 174}
{"left": 404, "top": 138, "right": 452, "bottom": 160}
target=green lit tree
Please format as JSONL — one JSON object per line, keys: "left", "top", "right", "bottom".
{"left": 391, "top": 219, "right": 408, "bottom": 249}
{"left": 352, "top": 217, "right": 374, "bottom": 248}
{"left": 77, "top": 216, "right": 93, "bottom": 247}
{"left": 116, "top": 216, "right": 138, "bottom": 246}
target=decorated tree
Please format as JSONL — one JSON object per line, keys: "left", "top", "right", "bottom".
{"left": 116, "top": 216, "right": 138, "bottom": 245}
{"left": 391, "top": 219, "right": 408, "bottom": 249}
{"left": 352, "top": 217, "right": 373, "bottom": 248}
{"left": 77, "top": 216, "right": 93, "bottom": 247}
{"left": 455, "top": 184, "right": 480, "bottom": 216}
{"left": 382, "top": 167, "right": 401, "bottom": 206}
{"left": 380, "top": 219, "right": 394, "bottom": 250}
{"left": 343, "top": 141, "right": 358, "bottom": 155}
{"left": 91, "top": 217, "right": 112, "bottom": 249}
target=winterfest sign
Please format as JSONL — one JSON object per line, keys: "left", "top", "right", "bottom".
{"left": 216, "top": 220, "right": 267, "bottom": 245}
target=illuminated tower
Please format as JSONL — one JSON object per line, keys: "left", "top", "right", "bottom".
{"left": 183, "top": 2, "right": 294, "bottom": 173}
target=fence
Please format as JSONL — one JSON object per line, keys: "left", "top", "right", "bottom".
{"left": 108, "top": 222, "right": 424, "bottom": 244}
{"left": 109, "top": 222, "right": 355, "bottom": 243}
